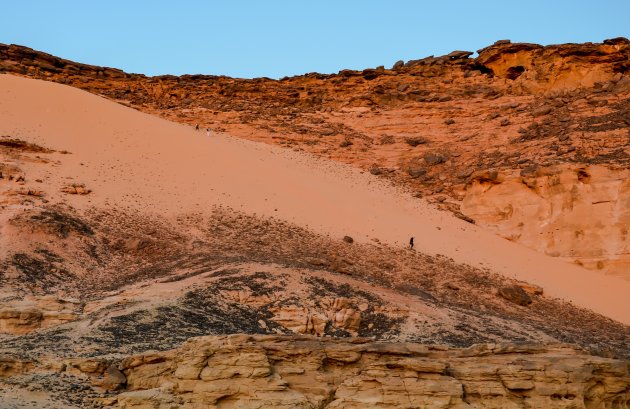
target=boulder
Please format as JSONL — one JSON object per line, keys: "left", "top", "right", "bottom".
{"left": 405, "top": 136, "right": 429, "bottom": 147}
{"left": 498, "top": 285, "right": 532, "bottom": 306}
{"left": 369, "top": 166, "right": 383, "bottom": 175}
{"left": 424, "top": 153, "right": 446, "bottom": 166}
{"left": 102, "top": 365, "right": 127, "bottom": 391}
{"left": 407, "top": 167, "right": 428, "bottom": 178}
{"left": 392, "top": 60, "right": 404, "bottom": 70}
{"left": 532, "top": 105, "right": 553, "bottom": 117}
{"left": 447, "top": 50, "right": 473, "bottom": 60}
{"left": 61, "top": 183, "right": 91, "bottom": 195}
{"left": 603, "top": 37, "right": 630, "bottom": 46}
{"left": 515, "top": 281, "right": 543, "bottom": 296}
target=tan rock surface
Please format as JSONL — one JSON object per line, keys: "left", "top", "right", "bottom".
{"left": 111, "top": 335, "right": 630, "bottom": 409}
{"left": 0, "top": 295, "right": 81, "bottom": 335}
{"left": 461, "top": 165, "right": 630, "bottom": 279}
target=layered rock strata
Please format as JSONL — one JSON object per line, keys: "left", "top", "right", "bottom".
{"left": 111, "top": 335, "right": 630, "bottom": 408}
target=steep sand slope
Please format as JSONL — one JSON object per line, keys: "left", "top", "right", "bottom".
{"left": 1, "top": 74, "right": 629, "bottom": 324}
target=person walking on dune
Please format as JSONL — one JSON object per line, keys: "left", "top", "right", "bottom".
{"left": 195, "top": 124, "right": 200, "bottom": 131}
{"left": 206, "top": 128, "right": 211, "bottom": 137}
{"left": 409, "top": 236, "right": 414, "bottom": 250}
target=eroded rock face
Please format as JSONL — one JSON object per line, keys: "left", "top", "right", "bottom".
{"left": 110, "top": 335, "right": 630, "bottom": 409}
{"left": 461, "top": 165, "right": 630, "bottom": 279}
{"left": 269, "top": 298, "right": 362, "bottom": 336}
{"left": 476, "top": 39, "right": 630, "bottom": 91}
{"left": 1, "top": 40, "right": 629, "bottom": 276}
{"left": 0, "top": 295, "right": 80, "bottom": 335}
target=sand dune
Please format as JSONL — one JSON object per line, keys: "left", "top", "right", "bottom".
{"left": 0, "top": 74, "right": 628, "bottom": 324}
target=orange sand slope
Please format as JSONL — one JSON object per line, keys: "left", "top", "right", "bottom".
{"left": 1, "top": 74, "right": 628, "bottom": 325}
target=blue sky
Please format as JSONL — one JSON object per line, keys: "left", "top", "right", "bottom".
{"left": 2, "top": 1, "right": 629, "bottom": 78}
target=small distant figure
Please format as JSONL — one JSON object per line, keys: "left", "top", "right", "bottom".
{"left": 195, "top": 124, "right": 199, "bottom": 131}
{"left": 206, "top": 128, "right": 211, "bottom": 137}
{"left": 409, "top": 236, "right": 414, "bottom": 250}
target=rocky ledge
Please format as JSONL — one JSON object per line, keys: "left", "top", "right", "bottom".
{"left": 6, "top": 335, "right": 623, "bottom": 408}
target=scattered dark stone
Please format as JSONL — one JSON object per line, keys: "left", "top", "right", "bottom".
{"left": 405, "top": 137, "right": 429, "bottom": 147}
{"left": 424, "top": 153, "right": 446, "bottom": 166}
{"left": 498, "top": 285, "right": 532, "bottom": 306}
{"left": 11, "top": 252, "right": 74, "bottom": 293}
{"left": 500, "top": 118, "right": 511, "bottom": 126}
{"left": 532, "top": 105, "right": 553, "bottom": 117}
{"left": 339, "top": 139, "right": 353, "bottom": 148}
{"left": 407, "top": 167, "right": 428, "bottom": 178}
{"left": 379, "top": 135, "right": 395, "bottom": 145}
{"left": 343, "top": 236, "right": 354, "bottom": 244}
{"left": 444, "top": 118, "right": 456, "bottom": 125}
{"left": 520, "top": 164, "right": 539, "bottom": 177}
{"left": 577, "top": 97, "right": 630, "bottom": 134}
{"left": 369, "top": 166, "right": 383, "bottom": 176}
{"left": 319, "top": 127, "right": 336, "bottom": 136}
{"left": 30, "top": 210, "right": 94, "bottom": 238}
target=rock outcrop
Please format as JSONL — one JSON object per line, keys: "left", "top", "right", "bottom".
{"left": 1, "top": 40, "right": 630, "bottom": 408}
{"left": 461, "top": 165, "right": 630, "bottom": 278}
{"left": 0, "top": 295, "right": 80, "bottom": 335}
{"left": 4, "top": 335, "right": 627, "bottom": 408}
{"left": 108, "top": 335, "right": 630, "bottom": 409}
{"left": 1, "top": 39, "right": 628, "bottom": 275}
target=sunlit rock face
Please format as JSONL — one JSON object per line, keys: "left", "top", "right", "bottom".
{"left": 112, "top": 335, "right": 630, "bottom": 409}
{"left": 462, "top": 165, "right": 630, "bottom": 279}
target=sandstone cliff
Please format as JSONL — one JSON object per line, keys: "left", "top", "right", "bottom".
{"left": 2, "top": 335, "right": 629, "bottom": 408}
{"left": 1, "top": 42, "right": 629, "bottom": 409}
{"left": 113, "top": 335, "right": 630, "bottom": 409}
{"left": 1, "top": 39, "right": 628, "bottom": 277}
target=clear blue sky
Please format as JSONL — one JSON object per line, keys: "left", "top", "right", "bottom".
{"left": 2, "top": 1, "right": 629, "bottom": 79}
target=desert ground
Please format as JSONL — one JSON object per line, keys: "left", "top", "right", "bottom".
{"left": 0, "top": 39, "right": 629, "bottom": 408}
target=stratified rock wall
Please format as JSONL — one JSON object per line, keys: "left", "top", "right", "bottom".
{"left": 112, "top": 335, "right": 630, "bottom": 409}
